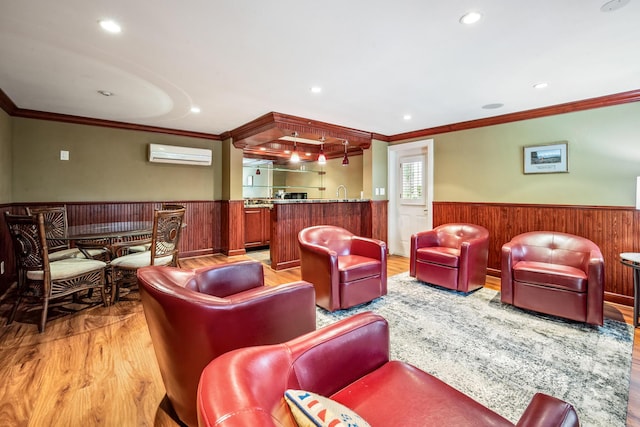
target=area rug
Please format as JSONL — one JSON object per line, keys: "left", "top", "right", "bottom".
{"left": 316, "top": 272, "right": 634, "bottom": 427}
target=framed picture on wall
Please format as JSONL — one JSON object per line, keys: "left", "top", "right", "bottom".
{"left": 523, "top": 142, "right": 568, "bottom": 174}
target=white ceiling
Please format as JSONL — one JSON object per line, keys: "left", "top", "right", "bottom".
{"left": 1, "top": 0, "right": 639, "bottom": 137}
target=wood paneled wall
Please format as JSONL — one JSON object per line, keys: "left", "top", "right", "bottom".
{"left": 434, "top": 202, "right": 639, "bottom": 305}
{"left": 220, "top": 200, "right": 245, "bottom": 256}
{"left": 0, "top": 201, "right": 222, "bottom": 289}
{"left": 270, "top": 201, "right": 384, "bottom": 270}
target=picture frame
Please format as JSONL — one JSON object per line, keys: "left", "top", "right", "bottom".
{"left": 523, "top": 142, "right": 568, "bottom": 174}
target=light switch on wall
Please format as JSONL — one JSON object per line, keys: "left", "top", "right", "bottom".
{"left": 374, "top": 188, "right": 380, "bottom": 196}
{"left": 380, "top": 188, "right": 385, "bottom": 196}
{"left": 60, "top": 150, "right": 69, "bottom": 161}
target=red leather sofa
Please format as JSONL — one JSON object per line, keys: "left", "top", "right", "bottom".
{"left": 410, "top": 223, "right": 490, "bottom": 292}
{"left": 137, "top": 260, "right": 316, "bottom": 427}
{"left": 197, "top": 312, "right": 579, "bottom": 427}
{"left": 501, "top": 231, "right": 604, "bottom": 326}
{"left": 298, "top": 225, "right": 387, "bottom": 311}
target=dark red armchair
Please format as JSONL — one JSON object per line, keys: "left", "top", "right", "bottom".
{"left": 501, "top": 231, "right": 604, "bottom": 326}
{"left": 298, "top": 225, "right": 387, "bottom": 312}
{"left": 137, "top": 260, "right": 316, "bottom": 427}
{"left": 410, "top": 223, "right": 490, "bottom": 293}
{"left": 197, "top": 312, "right": 579, "bottom": 427}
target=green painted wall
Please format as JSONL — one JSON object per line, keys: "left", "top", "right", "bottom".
{"left": 11, "top": 118, "right": 220, "bottom": 203}
{"left": 0, "top": 110, "right": 11, "bottom": 203}
{"left": 323, "top": 155, "right": 364, "bottom": 199}
{"left": 7, "top": 100, "right": 640, "bottom": 207}
{"left": 412, "top": 102, "right": 640, "bottom": 206}
{"left": 365, "top": 139, "right": 388, "bottom": 200}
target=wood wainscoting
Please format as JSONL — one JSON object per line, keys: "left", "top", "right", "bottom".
{"left": 270, "top": 200, "right": 388, "bottom": 271}
{"left": 433, "top": 202, "right": 639, "bottom": 306}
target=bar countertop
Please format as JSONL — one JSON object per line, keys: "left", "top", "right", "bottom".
{"left": 244, "top": 199, "right": 369, "bottom": 208}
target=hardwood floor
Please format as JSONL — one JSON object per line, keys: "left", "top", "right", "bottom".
{"left": 0, "top": 253, "right": 637, "bottom": 426}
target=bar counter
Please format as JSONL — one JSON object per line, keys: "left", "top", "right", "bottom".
{"left": 267, "top": 199, "right": 388, "bottom": 270}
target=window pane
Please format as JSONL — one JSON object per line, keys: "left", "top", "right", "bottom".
{"left": 401, "top": 160, "right": 422, "bottom": 200}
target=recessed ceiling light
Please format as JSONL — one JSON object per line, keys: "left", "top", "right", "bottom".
{"left": 190, "top": 106, "right": 201, "bottom": 113}
{"left": 403, "top": 114, "right": 412, "bottom": 121}
{"left": 601, "top": 0, "right": 630, "bottom": 12}
{"left": 460, "top": 11, "right": 482, "bottom": 25}
{"left": 259, "top": 147, "right": 267, "bottom": 151}
{"left": 98, "top": 19, "right": 122, "bottom": 33}
{"left": 284, "top": 150, "right": 291, "bottom": 154}
{"left": 533, "top": 82, "right": 548, "bottom": 89}
{"left": 310, "top": 86, "right": 322, "bottom": 94}
{"left": 97, "top": 90, "right": 114, "bottom": 97}
{"left": 482, "top": 103, "right": 504, "bottom": 109}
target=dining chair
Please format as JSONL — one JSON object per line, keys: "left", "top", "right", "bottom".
{"left": 4, "top": 212, "right": 108, "bottom": 333}
{"left": 109, "top": 207, "right": 186, "bottom": 303}
{"left": 127, "top": 203, "right": 186, "bottom": 254}
{"left": 25, "top": 206, "right": 109, "bottom": 261}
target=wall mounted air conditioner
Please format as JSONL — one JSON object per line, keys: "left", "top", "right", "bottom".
{"left": 148, "top": 143, "right": 212, "bottom": 166}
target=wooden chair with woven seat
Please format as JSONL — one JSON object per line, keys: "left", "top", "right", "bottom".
{"left": 4, "top": 212, "right": 109, "bottom": 333}
{"left": 109, "top": 207, "right": 185, "bottom": 303}
{"left": 25, "top": 206, "right": 109, "bottom": 261}
{"left": 127, "top": 203, "right": 186, "bottom": 254}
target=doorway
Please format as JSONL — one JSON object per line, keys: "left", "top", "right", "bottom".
{"left": 387, "top": 139, "right": 434, "bottom": 256}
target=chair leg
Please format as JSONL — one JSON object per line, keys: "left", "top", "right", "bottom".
{"left": 7, "top": 295, "right": 22, "bottom": 326}
{"left": 39, "top": 297, "right": 50, "bottom": 333}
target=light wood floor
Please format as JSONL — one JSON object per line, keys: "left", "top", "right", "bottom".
{"left": 0, "top": 253, "right": 637, "bottom": 426}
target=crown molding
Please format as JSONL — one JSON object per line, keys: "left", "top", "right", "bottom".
{"left": 3, "top": 87, "right": 639, "bottom": 145}
{"left": 389, "top": 89, "right": 640, "bottom": 142}
{"left": 0, "top": 89, "right": 18, "bottom": 115}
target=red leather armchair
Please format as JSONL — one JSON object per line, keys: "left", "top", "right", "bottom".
{"left": 410, "top": 223, "right": 490, "bottom": 292}
{"left": 298, "top": 225, "right": 387, "bottom": 312}
{"left": 197, "top": 312, "right": 579, "bottom": 427}
{"left": 501, "top": 231, "right": 604, "bottom": 326}
{"left": 137, "top": 260, "right": 316, "bottom": 427}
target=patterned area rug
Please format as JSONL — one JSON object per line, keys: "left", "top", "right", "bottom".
{"left": 316, "top": 272, "right": 634, "bottom": 427}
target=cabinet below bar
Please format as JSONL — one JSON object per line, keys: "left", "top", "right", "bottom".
{"left": 269, "top": 200, "right": 388, "bottom": 271}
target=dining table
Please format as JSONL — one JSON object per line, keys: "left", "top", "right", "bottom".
{"left": 65, "top": 221, "right": 154, "bottom": 259}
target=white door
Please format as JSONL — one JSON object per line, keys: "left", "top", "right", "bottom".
{"left": 388, "top": 139, "right": 433, "bottom": 257}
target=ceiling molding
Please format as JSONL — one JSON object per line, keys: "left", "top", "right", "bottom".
{"left": 389, "top": 89, "right": 640, "bottom": 142}
{"left": 0, "top": 89, "right": 18, "bottom": 115}
{"left": 2, "top": 88, "right": 640, "bottom": 147}
{"left": 12, "top": 108, "right": 221, "bottom": 141}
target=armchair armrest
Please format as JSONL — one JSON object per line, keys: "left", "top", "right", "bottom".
{"left": 458, "top": 235, "right": 489, "bottom": 287}
{"left": 298, "top": 241, "right": 340, "bottom": 310}
{"left": 501, "top": 242, "right": 516, "bottom": 304}
{"left": 586, "top": 249, "right": 605, "bottom": 325}
{"left": 412, "top": 229, "right": 439, "bottom": 249}
{"left": 516, "top": 393, "right": 579, "bottom": 427}
{"left": 351, "top": 236, "right": 386, "bottom": 260}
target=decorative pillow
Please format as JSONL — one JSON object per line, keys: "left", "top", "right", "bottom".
{"left": 284, "top": 389, "right": 370, "bottom": 427}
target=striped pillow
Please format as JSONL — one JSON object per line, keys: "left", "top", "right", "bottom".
{"left": 284, "top": 389, "right": 370, "bottom": 427}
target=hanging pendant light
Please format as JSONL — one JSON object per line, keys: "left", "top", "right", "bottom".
{"left": 256, "top": 167, "right": 261, "bottom": 175}
{"left": 317, "top": 136, "right": 327, "bottom": 165}
{"left": 290, "top": 132, "right": 300, "bottom": 163}
{"left": 342, "top": 140, "right": 349, "bottom": 166}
